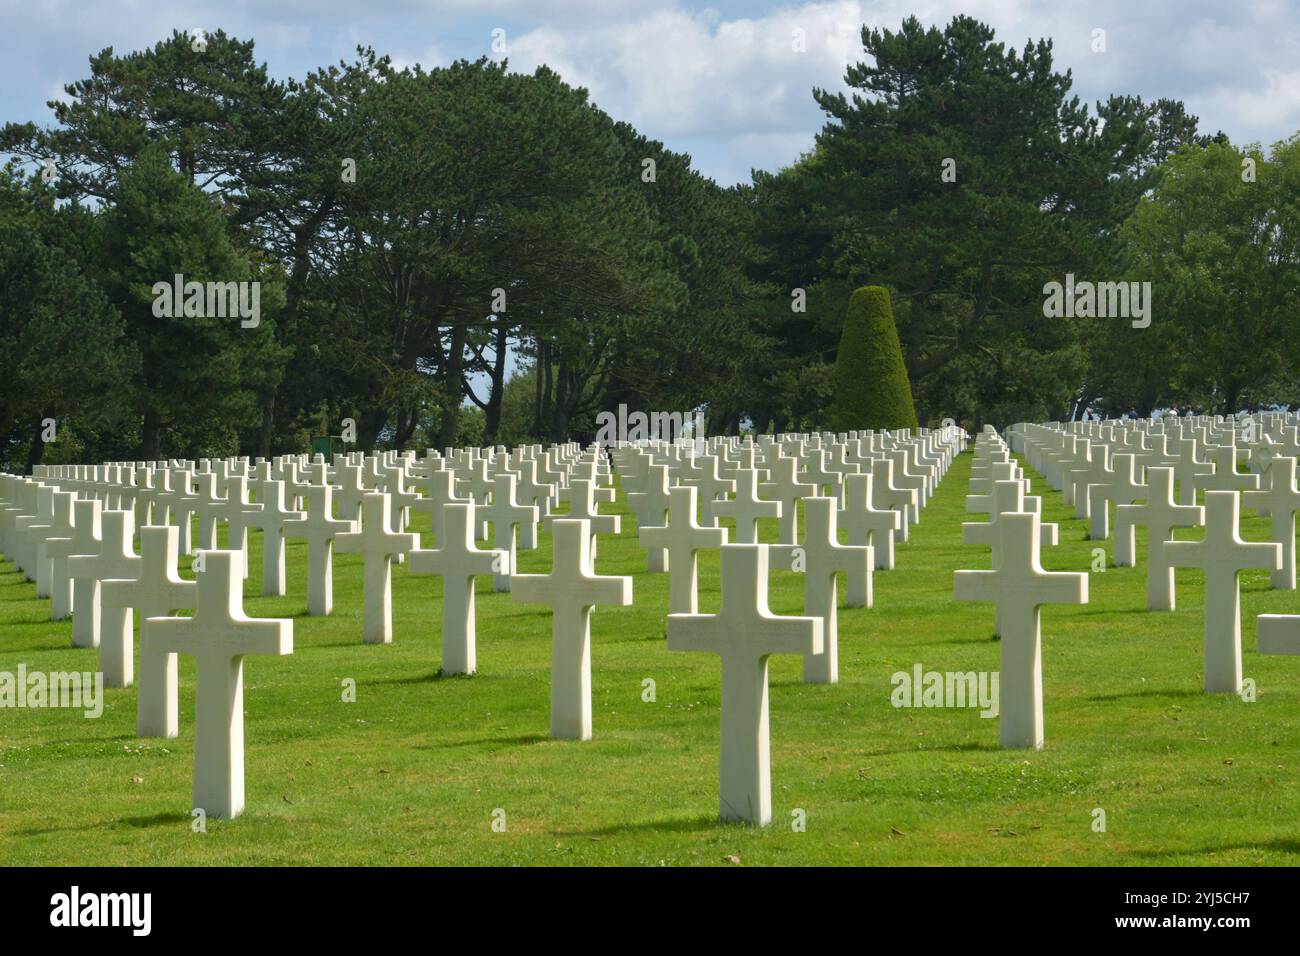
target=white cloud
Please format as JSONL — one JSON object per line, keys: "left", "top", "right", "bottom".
{"left": 4, "top": 0, "right": 1298, "bottom": 186}
{"left": 495, "top": 0, "right": 1300, "bottom": 183}
{"left": 506, "top": 3, "right": 876, "bottom": 138}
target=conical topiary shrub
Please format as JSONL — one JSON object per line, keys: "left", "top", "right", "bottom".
{"left": 827, "top": 285, "right": 918, "bottom": 432}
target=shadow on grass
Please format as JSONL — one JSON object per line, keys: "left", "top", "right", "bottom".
{"left": 565, "top": 813, "right": 720, "bottom": 837}
{"left": 119, "top": 811, "right": 191, "bottom": 829}
{"left": 1124, "top": 838, "right": 1300, "bottom": 860}
{"left": 18, "top": 810, "right": 187, "bottom": 837}
{"left": 308, "top": 638, "right": 386, "bottom": 649}
{"left": 861, "top": 741, "right": 1001, "bottom": 757}
{"left": 414, "top": 732, "right": 550, "bottom": 750}
{"left": 1070, "top": 607, "right": 1164, "bottom": 617}
{"left": 894, "top": 635, "right": 1001, "bottom": 648}
{"left": 604, "top": 632, "right": 667, "bottom": 644}
{"left": 1085, "top": 688, "right": 1204, "bottom": 702}
{"left": 0, "top": 616, "right": 61, "bottom": 632}
{"left": 369, "top": 670, "right": 482, "bottom": 686}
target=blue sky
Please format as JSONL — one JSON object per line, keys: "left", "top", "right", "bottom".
{"left": 3, "top": 0, "right": 1299, "bottom": 186}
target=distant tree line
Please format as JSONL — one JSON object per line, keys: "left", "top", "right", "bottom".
{"left": 2, "top": 16, "right": 1297, "bottom": 470}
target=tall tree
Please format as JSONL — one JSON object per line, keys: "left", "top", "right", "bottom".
{"left": 99, "top": 145, "right": 285, "bottom": 457}
{"left": 1116, "top": 137, "right": 1300, "bottom": 414}
{"left": 752, "top": 15, "right": 1209, "bottom": 428}
{"left": 0, "top": 167, "right": 132, "bottom": 471}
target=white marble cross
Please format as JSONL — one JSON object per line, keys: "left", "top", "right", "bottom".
{"left": 511, "top": 518, "right": 631, "bottom": 740}
{"left": 689, "top": 455, "right": 737, "bottom": 527}
{"left": 1074, "top": 446, "right": 1113, "bottom": 520}
{"left": 213, "top": 475, "right": 262, "bottom": 580}
{"left": 411, "top": 469, "right": 465, "bottom": 545}
{"left": 250, "top": 478, "right": 306, "bottom": 597}
{"left": 714, "top": 468, "right": 781, "bottom": 545}
{"left": 333, "top": 462, "right": 369, "bottom": 523}
{"left": 627, "top": 462, "right": 673, "bottom": 571}
{"left": 101, "top": 525, "right": 197, "bottom": 738}
{"left": 759, "top": 455, "right": 815, "bottom": 544}
{"left": 132, "top": 466, "right": 157, "bottom": 527}
{"left": 164, "top": 467, "right": 198, "bottom": 555}
{"left": 1166, "top": 491, "right": 1280, "bottom": 693}
{"left": 377, "top": 462, "right": 420, "bottom": 537}
{"left": 799, "top": 448, "right": 843, "bottom": 500}
{"left": 1198, "top": 443, "right": 1259, "bottom": 495}
{"left": 142, "top": 549, "right": 291, "bottom": 819}
{"left": 1114, "top": 466, "right": 1204, "bottom": 610}
{"left": 870, "top": 458, "right": 917, "bottom": 540}
{"left": 334, "top": 492, "right": 419, "bottom": 644}
{"left": 512, "top": 459, "right": 557, "bottom": 548}
{"left": 15, "top": 484, "right": 57, "bottom": 596}
{"left": 286, "top": 483, "right": 356, "bottom": 615}
{"left": 667, "top": 543, "right": 822, "bottom": 825}
{"left": 67, "top": 509, "right": 138, "bottom": 688}
{"left": 456, "top": 458, "right": 495, "bottom": 538}
{"left": 955, "top": 511, "right": 1088, "bottom": 749}
{"left": 46, "top": 498, "right": 102, "bottom": 648}
{"left": 839, "top": 472, "right": 899, "bottom": 585}
{"left": 1173, "top": 438, "right": 1213, "bottom": 505}
{"left": 963, "top": 479, "right": 1060, "bottom": 637}
{"left": 965, "top": 480, "right": 1059, "bottom": 554}
{"left": 482, "top": 473, "right": 537, "bottom": 592}
{"left": 42, "top": 490, "right": 77, "bottom": 620}
{"left": 1088, "top": 452, "right": 1145, "bottom": 541}
{"left": 773, "top": 496, "right": 870, "bottom": 683}
{"left": 1244, "top": 455, "right": 1300, "bottom": 589}
{"left": 191, "top": 472, "right": 224, "bottom": 551}
{"left": 887, "top": 449, "right": 929, "bottom": 510}
{"left": 546, "top": 477, "right": 619, "bottom": 558}
{"left": 409, "top": 501, "right": 505, "bottom": 675}
{"left": 639, "top": 485, "right": 727, "bottom": 614}
{"left": 1257, "top": 613, "right": 1300, "bottom": 663}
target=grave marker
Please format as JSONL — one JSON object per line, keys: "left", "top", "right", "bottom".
{"left": 667, "top": 544, "right": 822, "bottom": 825}
{"left": 143, "top": 550, "right": 291, "bottom": 819}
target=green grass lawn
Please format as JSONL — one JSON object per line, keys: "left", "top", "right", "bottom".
{"left": 3, "top": 450, "right": 1300, "bottom": 865}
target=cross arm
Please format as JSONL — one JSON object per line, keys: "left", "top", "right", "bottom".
{"left": 1258, "top": 615, "right": 1300, "bottom": 655}
{"left": 953, "top": 569, "right": 997, "bottom": 603}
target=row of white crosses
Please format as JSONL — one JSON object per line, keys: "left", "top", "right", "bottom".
{"left": 624, "top": 428, "right": 958, "bottom": 585}
{"left": 6, "top": 442, "right": 613, "bottom": 723}
{"left": 1008, "top": 414, "right": 1300, "bottom": 695}
{"left": 956, "top": 429, "right": 1086, "bottom": 749}
{"left": 628, "top": 427, "right": 965, "bottom": 821}
{"left": 1, "top": 471, "right": 291, "bottom": 820}
{"left": 621, "top": 428, "right": 962, "bottom": 686}
{"left": 1, "top": 424, "right": 968, "bottom": 827}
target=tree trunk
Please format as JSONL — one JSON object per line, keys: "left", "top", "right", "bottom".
{"left": 25, "top": 418, "right": 46, "bottom": 475}
{"left": 141, "top": 407, "right": 163, "bottom": 460}
{"left": 483, "top": 321, "right": 509, "bottom": 446}
{"left": 358, "top": 407, "right": 387, "bottom": 452}
{"left": 257, "top": 386, "right": 277, "bottom": 458}
{"left": 437, "top": 324, "right": 468, "bottom": 449}
{"left": 394, "top": 407, "right": 419, "bottom": 449}
{"left": 540, "top": 343, "right": 554, "bottom": 439}
{"left": 533, "top": 343, "right": 545, "bottom": 437}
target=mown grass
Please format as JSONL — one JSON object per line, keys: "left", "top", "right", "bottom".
{"left": 2, "top": 449, "right": 1299, "bottom": 865}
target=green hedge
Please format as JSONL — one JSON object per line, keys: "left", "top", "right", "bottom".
{"left": 828, "top": 285, "right": 918, "bottom": 432}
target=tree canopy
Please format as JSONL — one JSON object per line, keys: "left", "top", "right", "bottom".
{"left": 1, "top": 17, "right": 1294, "bottom": 470}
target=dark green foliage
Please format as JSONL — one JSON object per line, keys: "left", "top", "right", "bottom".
{"left": 750, "top": 15, "right": 1214, "bottom": 428}
{"left": 829, "top": 287, "right": 918, "bottom": 431}
{"left": 0, "top": 168, "right": 132, "bottom": 471}
{"left": 0, "top": 17, "right": 1292, "bottom": 450}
